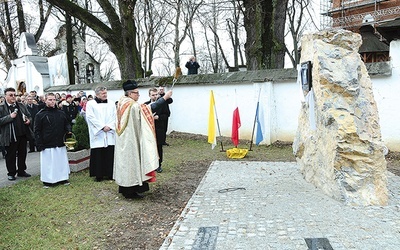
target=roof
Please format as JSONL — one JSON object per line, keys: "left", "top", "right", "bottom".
{"left": 359, "top": 25, "right": 389, "bottom": 53}
{"left": 376, "top": 18, "right": 400, "bottom": 43}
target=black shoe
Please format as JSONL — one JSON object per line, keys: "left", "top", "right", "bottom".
{"left": 8, "top": 176, "right": 16, "bottom": 181}
{"left": 17, "top": 172, "right": 31, "bottom": 177}
{"left": 156, "top": 166, "right": 163, "bottom": 173}
{"left": 163, "top": 142, "right": 170, "bottom": 146}
{"left": 125, "top": 192, "right": 144, "bottom": 199}
{"left": 43, "top": 182, "right": 54, "bottom": 187}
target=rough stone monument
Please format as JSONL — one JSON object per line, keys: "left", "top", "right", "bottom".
{"left": 292, "top": 29, "right": 388, "bottom": 206}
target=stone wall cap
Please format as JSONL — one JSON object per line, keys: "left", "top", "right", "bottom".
{"left": 45, "top": 64, "right": 391, "bottom": 92}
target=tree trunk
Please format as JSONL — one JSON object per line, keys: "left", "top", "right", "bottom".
{"left": 34, "top": 0, "right": 53, "bottom": 42}
{"left": 260, "top": 0, "right": 273, "bottom": 69}
{"left": 0, "top": 2, "right": 16, "bottom": 69}
{"left": 174, "top": 1, "right": 181, "bottom": 68}
{"left": 272, "top": 0, "right": 288, "bottom": 68}
{"left": 66, "top": 14, "right": 75, "bottom": 85}
{"left": 118, "top": 0, "right": 144, "bottom": 78}
{"left": 16, "top": 0, "right": 26, "bottom": 34}
{"left": 46, "top": 0, "right": 143, "bottom": 79}
{"left": 243, "top": 0, "right": 263, "bottom": 70}
{"left": 243, "top": 0, "right": 288, "bottom": 70}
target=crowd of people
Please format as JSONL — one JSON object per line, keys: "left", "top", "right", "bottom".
{"left": 0, "top": 82, "right": 173, "bottom": 199}
{"left": 0, "top": 90, "right": 92, "bottom": 124}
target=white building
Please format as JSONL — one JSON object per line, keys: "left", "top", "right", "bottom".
{"left": 5, "top": 32, "right": 50, "bottom": 95}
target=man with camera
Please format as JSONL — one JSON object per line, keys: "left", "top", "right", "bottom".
{"left": 185, "top": 56, "right": 200, "bottom": 75}
{"left": 0, "top": 87, "right": 33, "bottom": 181}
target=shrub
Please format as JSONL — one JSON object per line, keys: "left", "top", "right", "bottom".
{"left": 72, "top": 114, "right": 90, "bottom": 150}
{"left": 145, "top": 70, "right": 153, "bottom": 77}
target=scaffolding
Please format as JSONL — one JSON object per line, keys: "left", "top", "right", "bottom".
{"left": 333, "top": 5, "right": 400, "bottom": 28}
{"left": 320, "top": 0, "right": 333, "bottom": 29}
{"left": 320, "top": 0, "right": 398, "bottom": 29}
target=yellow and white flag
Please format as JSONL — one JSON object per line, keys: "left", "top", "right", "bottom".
{"left": 207, "top": 90, "right": 217, "bottom": 149}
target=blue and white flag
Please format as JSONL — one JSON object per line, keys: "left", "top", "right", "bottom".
{"left": 255, "top": 101, "right": 264, "bottom": 145}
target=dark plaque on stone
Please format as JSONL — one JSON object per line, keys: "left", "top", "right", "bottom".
{"left": 304, "top": 238, "right": 333, "bottom": 250}
{"left": 192, "top": 226, "right": 219, "bottom": 250}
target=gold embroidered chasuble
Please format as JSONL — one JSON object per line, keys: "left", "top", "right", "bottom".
{"left": 114, "top": 96, "right": 158, "bottom": 187}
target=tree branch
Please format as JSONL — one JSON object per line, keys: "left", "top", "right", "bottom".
{"left": 46, "top": 0, "right": 116, "bottom": 44}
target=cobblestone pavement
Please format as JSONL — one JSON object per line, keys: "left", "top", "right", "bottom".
{"left": 160, "top": 161, "right": 400, "bottom": 250}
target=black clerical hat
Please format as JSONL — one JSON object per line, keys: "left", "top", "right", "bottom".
{"left": 122, "top": 80, "right": 138, "bottom": 91}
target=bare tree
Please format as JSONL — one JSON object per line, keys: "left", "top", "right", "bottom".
{"left": 197, "top": 0, "right": 245, "bottom": 73}
{"left": 48, "top": 1, "right": 123, "bottom": 82}
{"left": 84, "top": 27, "right": 119, "bottom": 80}
{"left": 136, "top": 0, "right": 172, "bottom": 77}
{"left": 199, "top": 19, "right": 220, "bottom": 73}
{"left": 286, "top": 0, "right": 318, "bottom": 67}
{"left": 46, "top": 0, "right": 144, "bottom": 79}
{"left": 243, "top": 0, "right": 289, "bottom": 70}
{"left": 0, "top": 0, "right": 53, "bottom": 74}
{"left": 37, "top": 39, "right": 56, "bottom": 56}
{"left": 99, "top": 56, "right": 118, "bottom": 81}
{"left": 196, "top": 0, "right": 222, "bottom": 73}
{"left": 0, "top": 0, "right": 317, "bottom": 80}
{"left": 164, "top": 0, "right": 203, "bottom": 68}
{"left": 186, "top": 0, "right": 204, "bottom": 60}
{"left": 226, "top": 0, "right": 245, "bottom": 71}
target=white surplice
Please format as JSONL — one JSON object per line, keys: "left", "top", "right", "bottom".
{"left": 86, "top": 99, "right": 116, "bottom": 149}
{"left": 40, "top": 146, "right": 70, "bottom": 183}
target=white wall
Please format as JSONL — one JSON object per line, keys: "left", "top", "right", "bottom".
{"left": 165, "top": 40, "right": 400, "bottom": 151}
{"left": 66, "top": 40, "right": 400, "bottom": 151}
{"left": 163, "top": 80, "right": 302, "bottom": 144}
{"left": 372, "top": 40, "right": 400, "bottom": 151}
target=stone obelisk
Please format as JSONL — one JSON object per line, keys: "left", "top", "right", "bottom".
{"left": 293, "top": 29, "right": 388, "bottom": 206}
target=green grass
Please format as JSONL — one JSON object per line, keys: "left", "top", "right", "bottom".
{"left": 0, "top": 133, "right": 294, "bottom": 249}
{"left": 0, "top": 171, "right": 116, "bottom": 249}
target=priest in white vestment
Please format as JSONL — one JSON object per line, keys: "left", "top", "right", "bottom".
{"left": 86, "top": 86, "right": 116, "bottom": 181}
{"left": 34, "top": 93, "right": 71, "bottom": 188}
{"left": 114, "top": 80, "right": 173, "bottom": 199}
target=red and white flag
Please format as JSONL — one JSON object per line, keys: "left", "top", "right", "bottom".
{"left": 231, "top": 103, "right": 241, "bottom": 147}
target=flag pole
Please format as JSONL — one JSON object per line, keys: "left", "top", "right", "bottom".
{"left": 235, "top": 89, "right": 238, "bottom": 149}
{"left": 214, "top": 102, "right": 225, "bottom": 152}
{"left": 170, "top": 78, "right": 177, "bottom": 90}
{"left": 231, "top": 89, "right": 241, "bottom": 148}
{"left": 249, "top": 88, "right": 261, "bottom": 151}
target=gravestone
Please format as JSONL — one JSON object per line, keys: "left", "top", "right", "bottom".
{"left": 293, "top": 29, "right": 388, "bottom": 206}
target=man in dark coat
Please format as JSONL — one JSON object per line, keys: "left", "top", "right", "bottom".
{"left": 0, "top": 87, "right": 33, "bottom": 181}
{"left": 185, "top": 56, "right": 200, "bottom": 75}
{"left": 62, "top": 94, "right": 79, "bottom": 126}
{"left": 144, "top": 87, "right": 171, "bottom": 173}
{"left": 26, "top": 95, "right": 39, "bottom": 152}
{"left": 158, "top": 86, "right": 173, "bottom": 146}
{"left": 35, "top": 93, "right": 72, "bottom": 187}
